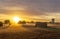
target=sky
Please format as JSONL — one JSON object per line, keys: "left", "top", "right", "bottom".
{"left": 0, "top": 0, "right": 60, "bottom": 22}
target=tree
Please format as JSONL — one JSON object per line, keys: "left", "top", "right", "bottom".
{"left": 18, "top": 21, "right": 26, "bottom": 24}
{"left": 30, "top": 21, "right": 34, "bottom": 23}
{"left": 0, "top": 22, "right": 3, "bottom": 27}
{"left": 18, "top": 21, "right": 22, "bottom": 24}
{"left": 4, "top": 20, "right": 11, "bottom": 25}
{"left": 22, "top": 21, "right": 26, "bottom": 24}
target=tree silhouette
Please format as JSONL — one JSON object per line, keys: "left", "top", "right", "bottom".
{"left": 22, "top": 21, "right": 26, "bottom": 24}
{"left": 18, "top": 21, "right": 22, "bottom": 24}
{"left": 4, "top": 20, "right": 11, "bottom": 25}
{"left": 0, "top": 22, "right": 3, "bottom": 27}
{"left": 18, "top": 21, "right": 26, "bottom": 24}
{"left": 30, "top": 21, "right": 34, "bottom": 23}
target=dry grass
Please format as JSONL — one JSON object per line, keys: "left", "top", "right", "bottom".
{"left": 0, "top": 25, "right": 60, "bottom": 39}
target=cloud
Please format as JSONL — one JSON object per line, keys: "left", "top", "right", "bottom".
{"left": 0, "top": 0, "right": 60, "bottom": 19}
{"left": 0, "top": 0, "right": 60, "bottom": 12}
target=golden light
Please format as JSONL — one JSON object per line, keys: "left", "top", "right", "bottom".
{"left": 13, "top": 16, "right": 21, "bottom": 23}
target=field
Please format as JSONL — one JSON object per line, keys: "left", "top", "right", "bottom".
{"left": 0, "top": 24, "right": 60, "bottom": 39}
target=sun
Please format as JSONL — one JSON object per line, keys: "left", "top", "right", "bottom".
{"left": 13, "top": 16, "right": 21, "bottom": 23}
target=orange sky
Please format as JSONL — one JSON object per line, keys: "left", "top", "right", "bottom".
{"left": 0, "top": 0, "right": 60, "bottom": 22}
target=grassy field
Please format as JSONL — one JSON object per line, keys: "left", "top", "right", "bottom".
{"left": 0, "top": 25, "right": 60, "bottom": 39}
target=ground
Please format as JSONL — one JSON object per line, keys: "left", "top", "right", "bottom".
{"left": 0, "top": 25, "right": 60, "bottom": 39}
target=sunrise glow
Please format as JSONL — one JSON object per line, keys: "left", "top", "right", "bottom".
{"left": 13, "top": 16, "right": 21, "bottom": 23}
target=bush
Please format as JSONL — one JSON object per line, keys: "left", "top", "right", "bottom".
{"left": 4, "top": 20, "right": 11, "bottom": 25}
{"left": 18, "top": 21, "right": 26, "bottom": 24}
{"left": 0, "top": 22, "right": 3, "bottom": 27}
